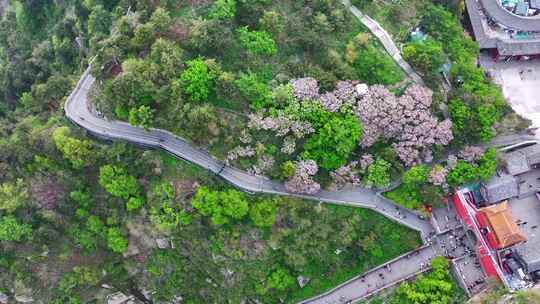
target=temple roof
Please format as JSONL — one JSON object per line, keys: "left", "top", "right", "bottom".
{"left": 480, "top": 201, "right": 527, "bottom": 249}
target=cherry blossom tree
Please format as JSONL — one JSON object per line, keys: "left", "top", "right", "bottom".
{"left": 458, "top": 146, "right": 485, "bottom": 163}
{"left": 248, "top": 113, "right": 314, "bottom": 139}
{"left": 428, "top": 165, "right": 448, "bottom": 186}
{"left": 226, "top": 146, "right": 255, "bottom": 165}
{"left": 330, "top": 161, "right": 360, "bottom": 190}
{"left": 354, "top": 84, "right": 453, "bottom": 165}
{"left": 285, "top": 160, "right": 321, "bottom": 194}
{"left": 290, "top": 77, "right": 320, "bottom": 101}
{"left": 281, "top": 136, "right": 296, "bottom": 155}
{"left": 248, "top": 155, "right": 275, "bottom": 175}
{"left": 359, "top": 154, "right": 374, "bottom": 171}
{"left": 290, "top": 78, "right": 361, "bottom": 112}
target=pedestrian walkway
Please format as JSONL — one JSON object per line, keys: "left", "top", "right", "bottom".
{"left": 341, "top": 0, "right": 424, "bottom": 85}
{"left": 299, "top": 245, "right": 437, "bottom": 304}
{"left": 65, "top": 68, "right": 435, "bottom": 239}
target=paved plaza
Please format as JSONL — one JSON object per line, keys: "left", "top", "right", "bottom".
{"left": 509, "top": 194, "right": 540, "bottom": 274}
{"left": 480, "top": 54, "right": 540, "bottom": 135}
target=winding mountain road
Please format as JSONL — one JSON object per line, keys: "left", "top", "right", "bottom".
{"left": 65, "top": 68, "right": 434, "bottom": 237}
{"left": 66, "top": 67, "right": 437, "bottom": 304}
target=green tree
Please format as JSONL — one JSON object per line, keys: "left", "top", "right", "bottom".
{"left": 126, "top": 196, "right": 145, "bottom": 211}
{"left": 403, "top": 165, "right": 429, "bottom": 189}
{"left": 235, "top": 73, "right": 272, "bottom": 109}
{"left": 281, "top": 161, "right": 296, "bottom": 178}
{"left": 403, "top": 38, "right": 445, "bottom": 76}
{"left": 107, "top": 227, "right": 128, "bottom": 253}
{"left": 98, "top": 165, "right": 140, "bottom": 200}
{"left": 149, "top": 7, "right": 172, "bottom": 33}
{"left": 476, "top": 104, "right": 499, "bottom": 142}
{"left": 149, "top": 38, "right": 183, "bottom": 81}
{"left": 448, "top": 99, "right": 471, "bottom": 141}
{"left": 390, "top": 256, "right": 455, "bottom": 304}
{"left": 149, "top": 182, "right": 191, "bottom": 231}
{"left": 0, "top": 216, "right": 32, "bottom": 242}
{"left": 267, "top": 268, "right": 295, "bottom": 291}
{"left": 192, "top": 187, "right": 249, "bottom": 225}
{"left": 105, "top": 61, "right": 157, "bottom": 117}
{"left": 191, "top": 186, "right": 219, "bottom": 217}
{"left": 259, "top": 11, "right": 284, "bottom": 38}
{"left": 221, "top": 189, "right": 249, "bottom": 220}
{"left": 132, "top": 22, "right": 156, "bottom": 50}
{"left": 88, "top": 5, "right": 111, "bottom": 38}
{"left": 365, "top": 158, "right": 392, "bottom": 188}
{"left": 209, "top": 0, "right": 236, "bottom": 21}
{"left": 302, "top": 114, "right": 363, "bottom": 170}
{"left": 57, "top": 266, "right": 100, "bottom": 296}
{"left": 249, "top": 200, "right": 277, "bottom": 227}
{"left": 477, "top": 148, "right": 497, "bottom": 180}
{"left": 52, "top": 126, "right": 94, "bottom": 169}
{"left": 180, "top": 58, "right": 217, "bottom": 102}
{"left": 128, "top": 105, "right": 155, "bottom": 130}
{"left": 86, "top": 216, "right": 105, "bottom": 235}
{"left": 237, "top": 26, "right": 277, "bottom": 56}
{"left": 0, "top": 178, "right": 29, "bottom": 213}
{"left": 181, "top": 103, "right": 219, "bottom": 142}
{"left": 446, "top": 160, "right": 477, "bottom": 187}
{"left": 351, "top": 44, "right": 402, "bottom": 85}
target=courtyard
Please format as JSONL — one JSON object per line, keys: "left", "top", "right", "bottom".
{"left": 480, "top": 53, "right": 540, "bottom": 135}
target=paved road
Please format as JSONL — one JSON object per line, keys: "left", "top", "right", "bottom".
{"left": 299, "top": 245, "right": 437, "bottom": 304}
{"left": 65, "top": 68, "right": 435, "bottom": 239}
{"left": 342, "top": 0, "right": 424, "bottom": 85}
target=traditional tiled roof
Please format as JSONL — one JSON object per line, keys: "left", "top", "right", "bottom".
{"left": 466, "top": 0, "right": 540, "bottom": 55}
{"left": 503, "top": 150, "right": 530, "bottom": 175}
{"left": 479, "top": 0, "right": 540, "bottom": 31}
{"left": 521, "top": 144, "right": 540, "bottom": 165}
{"left": 480, "top": 201, "right": 527, "bottom": 249}
{"left": 481, "top": 174, "right": 519, "bottom": 203}
{"left": 502, "top": 144, "right": 540, "bottom": 175}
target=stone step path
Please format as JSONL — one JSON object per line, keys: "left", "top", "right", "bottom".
{"left": 298, "top": 245, "right": 437, "bottom": 304}
{"left": 341, "top": 0, "right": 424, "bottom": 85}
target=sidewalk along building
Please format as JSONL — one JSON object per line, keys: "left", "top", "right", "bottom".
{"left": 452, "top": 142, "right": 540, "bottom": 291}
{"left": 466, "top": 0, "right": 540, "bottom": 60}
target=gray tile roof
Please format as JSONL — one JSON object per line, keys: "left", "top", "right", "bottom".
{"left": 481, "top": 174, "right": 519, "bottom": 203}
{"left": 496, "top": 39, "right": 540, "bottom": 55}
{"left": 502, "top": 144, "right": 540, "bottom": 175}
{"left": 521, "top": 144, "right": 540, "bottom": 165}
{"left": 479, "top": 0, "right": 540, "bottom": 31}
{"left": 466, "top": 0, "right": 540, "bottom": 55}
{"left": 525, "top": 257, "right": 540, "bottom": 273}
{"left": 504, "top": 150, "right": 530, "bottom": 175}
